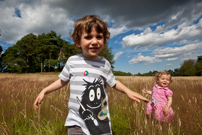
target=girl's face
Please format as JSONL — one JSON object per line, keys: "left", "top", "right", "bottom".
{"left": 157, "top": 74, "right": 171, "bottom": 87}
{"left": 76, "top": 26, "right": 104, "bottom": 59}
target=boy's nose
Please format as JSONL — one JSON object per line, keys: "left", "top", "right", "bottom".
{"left": 92, "top": 37, "right": 98, "bottom": 44}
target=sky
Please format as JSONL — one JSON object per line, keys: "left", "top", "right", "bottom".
{"left": 0, "top": 0, "right": 202, "bottom": 74}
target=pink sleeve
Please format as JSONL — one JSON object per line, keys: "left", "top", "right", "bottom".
{"left": 165, "top": 89, "right": 173, "bottom": 97}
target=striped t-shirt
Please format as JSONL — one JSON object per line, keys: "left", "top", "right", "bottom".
{"left": 59, "top": 54, "right": 116, "bottom": 135}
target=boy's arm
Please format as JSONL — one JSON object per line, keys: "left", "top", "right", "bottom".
{"left": 34, "top": 79, "right": 68, "bottom": 110}
{"left": 163, "top": 96, "right": 172, "bottom": 115}
{"left": 113, "top": 80, "right": 149, "bottom": 102}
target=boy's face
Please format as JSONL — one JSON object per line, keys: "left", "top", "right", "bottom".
{"left": 76, "top": 26, "right": 104, "bottom": 59}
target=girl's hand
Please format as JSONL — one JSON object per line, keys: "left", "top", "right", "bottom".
{"left": 34, "top": 92, "right": 45, "bottom": 110}
{"left": 141, "top": 89, "right": 152, "bottom": 95}
{"left": 163, "top": 106, "right": 170, "bottom": 115}
{"left": 142, "top": 89, "right": 147, "bottom": 94}
{"left": 164, "top": 97, "right": 172, "bottom": 115}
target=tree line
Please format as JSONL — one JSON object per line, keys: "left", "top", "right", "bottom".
{"left": 112, "top": 57, "right": 202, "bottom": 76}
{"left": 133, "top": 57, "right": 202, "bottom": 76}
{"left": 0, "top": 31, "right": 114, "bottom": 73}
{"left": 0, "top": 31, "right": 201, "bottom": 76}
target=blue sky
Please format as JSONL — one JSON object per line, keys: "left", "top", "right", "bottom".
{"left": 0, "top": 0, "right": 202, "bottom": 74}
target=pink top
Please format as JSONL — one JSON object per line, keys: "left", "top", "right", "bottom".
{"left": 152, "top": 84, "right": 173, "bottom": 104}
{"left": 146, "top": 84, "right": 174, "bottom": 122}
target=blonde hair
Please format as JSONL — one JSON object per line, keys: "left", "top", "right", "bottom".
{"left": 70, "top": 15, "right": 110, "bottom": 45}
{"left": 155, "top": 71, "right": 172, "bottom": 83}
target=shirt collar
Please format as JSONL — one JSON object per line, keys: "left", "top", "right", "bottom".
{"left": 155, "top": 84, "right": 168, "bottom": 90}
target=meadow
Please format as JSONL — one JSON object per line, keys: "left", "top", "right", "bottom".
{"left": 0, "top": 73, "right": 202, "bottom": 135}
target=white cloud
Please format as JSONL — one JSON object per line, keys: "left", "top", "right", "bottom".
{"left": 128, "top": 41, "right": 202, "bottom": 65}
{"left": 109, "top": 26, "right": 127, "bottom": 38}
{"left": 153, "top": 42, "right": 202, "bottom": 59}
{"left": 129, "top": 53, "right": 161, "bottom": 64}
{"left": 143, "top": 27, "right": 152, "bottom": 34}
{"left": 172, "top": 40, "right": 189, "bottom": 45}
{"left": 122, "top": 18, "right": 202, "bottom": 49}
{"left": 170, "top": 12, "right": 182, "bottom": 21}
{"left": 1, "top": 0, "right": 202, "bottom": 47}
{"left": 113, "top": 51, "right": 123, "bottom": 60}
{"left": 0, "top": 1, "right": 74, "bottom": 44}
{"left": 0, "top": 0, "right": 202, "bottom": 74}
{"left": 167, "top": 57, "right": 178, "bottom": 61}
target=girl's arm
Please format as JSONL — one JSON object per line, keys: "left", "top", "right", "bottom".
{"left": 34, "top": 79, "right": 68, "bottom": 110}
{"left": 163, "top": 96, "right": 172, "bottom": 115}
{"left": 142, "top": 89, "right": 152, "bottom": 95}
{"left": 113, "top": 80, "right": 149, "bottom": 102}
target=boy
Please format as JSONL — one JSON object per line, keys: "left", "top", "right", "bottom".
{"left": 34, "top": 15, "right": 149, "bottom": 135}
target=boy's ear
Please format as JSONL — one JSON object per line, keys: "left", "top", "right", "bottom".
{"left": 76, "top": 43, "right": 81, "bottom": 48}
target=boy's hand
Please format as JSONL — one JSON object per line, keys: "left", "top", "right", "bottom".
{"left": 126, "top": 90, "right": 149, "bottom": 103}
{"left": 34, "top": 92, "right": 45, "bottom": 110}
{"left": 113, "top": 80, "right": 149, "bottom": 103}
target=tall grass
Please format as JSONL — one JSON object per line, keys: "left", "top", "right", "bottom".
{"left": 0, "top": 74, "right": 202, "bottom": 134}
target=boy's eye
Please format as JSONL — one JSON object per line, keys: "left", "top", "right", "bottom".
{"left": 97, "top": 35, "right": 103, "bottom": 39}
{"left": 85, "top": 36, "right": 91, "bottom": 39}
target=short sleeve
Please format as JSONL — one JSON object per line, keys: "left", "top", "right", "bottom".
{"left": 106, "top": 68, "right": 116, "bottom": 87}
{"left": 165, "top": 89, "right": 173, "bottom": 97}
{"left": 58, "top": 60, "right": 70, "bottom": 82}
{"left": 105, "top": 60, "right": 116, "bottom": 87}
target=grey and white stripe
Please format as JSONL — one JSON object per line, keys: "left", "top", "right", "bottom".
{"left": 58, "top": 54, "right": 116, "bottom": 135}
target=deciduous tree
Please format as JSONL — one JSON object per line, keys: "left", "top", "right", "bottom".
{"left": 179, "top": 59, "right": 196, "bottom": 76}
{"left": 194, "top": 56, "right": 202, "bottom": 76}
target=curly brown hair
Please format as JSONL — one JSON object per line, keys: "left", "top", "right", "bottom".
{"left": 70, "top": 15, "right": 110, "bottom": 45}
{"left": 155, "top": 71, "right": 172, "bottom": 83}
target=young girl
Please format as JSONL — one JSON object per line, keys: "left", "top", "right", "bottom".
{"left": 34, "top": 15, "right": 149, "bottom": 135}
{"left": 142, "top": 71, "right": 174, "bottom": 122}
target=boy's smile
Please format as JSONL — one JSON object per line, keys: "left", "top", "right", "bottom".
{"left": 76, "top": 26, "right": 104, "bottom": 59}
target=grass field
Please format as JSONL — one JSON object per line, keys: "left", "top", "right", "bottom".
{"left": 0, "top": 73, "right": 202, "bottom": 135}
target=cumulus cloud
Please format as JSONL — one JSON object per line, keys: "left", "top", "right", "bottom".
{"left": 129, "top": 41, "right": 202, "bottom": 65}
{"left": 172, "top": 40, "right": 189, "bottom": 45}
{"left": 1, "top": 0, "right": 202, "bottom": 45}
{"left": 167, "top": 57, "right": 178, "bottom": 61}
{"left": 1, "top": 0, "right": 202, "bottom": 72}
{"left": 122, "top": 18, "right": 202, "bottom": 49}
{"left": 113, "top": 51, "right": 123, "bottom": 60}
{"left": 153, "top": 42, "right": 202, "bottom": 59}
{"left": 109, "top": 26, "right": 127, "bottom": 38}
{"left": 129, "top": 53, "right": 161, "bottom": 64}
{"left": 0, "top": 0, "right": 74, "bottom": 44}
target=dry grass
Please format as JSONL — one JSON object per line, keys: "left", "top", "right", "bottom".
{"left": 0, "top": 73, "right": 202, "bottom": 135}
